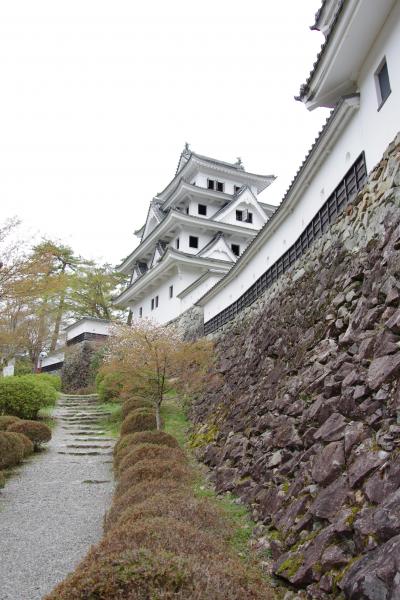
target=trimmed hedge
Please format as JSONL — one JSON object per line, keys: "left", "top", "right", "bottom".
{"left": 0, "top": 375, "right": 57, "bottom": 419}
{"left": 0, "top": 415, "right": 21, "bottom": 431}
{"left": 116, "top": 458, "right": 193, "bottom": 496}
{"left": 120, "top": 409, "right": 157, "bottom": 436}
{"left": 121, "top": 397, "right": 152, "bottom": 419}
{"left": 117, "top": 443, "right": 185, "bottom": 476}
{"left": 0, "top": 431, "right": 25, "bottom": 469}
{"left": 8, "top": 420, "right": 52, "bottom": 449}
{"left": 16, "top": 433, "right": 35, "bottom": 457}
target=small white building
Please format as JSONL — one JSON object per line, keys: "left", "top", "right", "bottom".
{"left": 114, "top": 146, "right": 276, "bottom": 324}
{"left": 198, "top": 0, "right": 400, "bottom": 333}
{"left": 38, "top": 317, "right": 112, "bottom": 372}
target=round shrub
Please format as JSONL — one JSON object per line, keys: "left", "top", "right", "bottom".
{"left": 44, "top": 540, "right": 275, "bottom": 600}
{"left": 109, "top": 491, "right": 232, "bottom": 541}
{"left": 105, "top": 479, "right": 189, "bottom": 531}
{"left": 121, "top": 397, "right": 152, "bottom": 419}
{"left": 120, "top": 409, "right": 157, "bottom": 436}
{"left": 0, "top": 415, "right": 21, "bottom": 431}
{"left": 116, "top": 458, "right": 192, "bottom": 496}
{"left": 14, "top": 433, "right": 34, "bottom": 457}
{"left": 113, "top": 430, "right": 180, "bottom": 470}
{"left": 0, "top": 431, "right": 25, "bottom": 468}
{"left": 0, "top": 375, "right": 57, "bottom": 419}
{"left": 117, "top": 443, "right": 186, "bottom": 477}
{"left": 8, "top": 420, "right": 52, "bottom": 449}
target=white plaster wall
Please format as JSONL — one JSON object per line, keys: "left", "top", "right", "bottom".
{"left": 204, "top": 5, "right": 400, "bottom": 322}
{"left": 130, "top": 267, "right": 205, "bottom": 325}
{"left": 181, "top": 273, "right": 225, "bottom": 311}
{"left": 41, "top": 351, "right": 65, "bottom": 368}
{"left": 66, "top": 319, "right": 111, "bottom": 340}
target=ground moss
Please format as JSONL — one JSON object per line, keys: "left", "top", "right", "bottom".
{"left": 345, "top": 506, "right": 361, "bottom": 527}
{"left": 188, "top": 423, "right": 219, "bottom": 448}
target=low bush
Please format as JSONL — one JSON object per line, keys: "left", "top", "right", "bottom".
{"left": 15, "top": 433, "right": 35, "bottom": 457}
{"left": 120, "top": 409, "right": 157, "bottom": 436}
{"left": 35, "top": 373, "right": 61, "bottom": 391}
{"left": 0, "top": 375, "right": 57, "bottom": 419}
{"left": 96, "top": 371, "right": 125, "bottom": 402}
{"left": 117, "top": 443, "right": 186, "bottom": 476}
{"left": 108, "top": 491, "right": 232, "bottom": 540}
{"left": 45, "top": 524, "right": 273, "bottom": 600}
{"left": 0, "top": 415, "right": 21, "bottom": 430}
{"left": 0, "top": 431, "right": 25, "bottom": 469}
{"left": 8, "top": 420, "right": 52, "bottom": 449}
{"left": 104, "top": 479, "right": 190, "bottom": 531}
{"left": 113, "top": 430, "right": 180, "bottom": 470}
{"left": 0, "top": 471, "right": 5, "bottom": 488}
{"left": 116, "top": 458, "right": 193, "bottom": 496}
{"left": 121, "top": 397, "right": 152, "bottom": 419}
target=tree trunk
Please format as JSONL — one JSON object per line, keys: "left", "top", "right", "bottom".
{"left": 50, "top": 290, "right": 65, "bottom": 352}
{"left": 155, "top": 403, "right": 162, "bottom": 430}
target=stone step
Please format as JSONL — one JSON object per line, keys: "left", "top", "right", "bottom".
{"left": 57, "top": 450, "right": 113, "bottom": 456}
{"left": 66, "top": 444, "right": 113, "bottom": 449}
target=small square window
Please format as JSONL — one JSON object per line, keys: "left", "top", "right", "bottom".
{"left": 155, "top": 295, "right": 159, "bottom": 308}
{"left": 236, "top": 210, "right": 243, "bottom": 221}
{"left": 169, "top": 285, "right": 173, "bottom": 298}
{"left": 189, "top": 235, "right": 199, "bottom": 248}
{"left": 234, "top": 185, "right": 241, "bottom": 194}
{"left": 231, "top": 244, "right": 240, "bottom": 257}
{"left": 151, "top": 298, "right": 155, "bottom": 310}
{"left": 186, "top": 206, "right": 189, "bottom": 214}
{"left": 246, "top": 212, "right": 253, "bottom": 224}
{"left": 198, "top": 204, "right": 207, "bottom": 216}
{"left": 207, "top": 179, "right": 215, "bottom": 190}
{"left": 375, "top": 58, "right": 391, "bottom": 109}
{"left": 216, "top": 181, "right": 224, "bottom": 192}
{"left": 176, "top": 238, "right": 180, "bottom": 250}
{"left": 139, "top": 307, "right": 143, "bottom": 318}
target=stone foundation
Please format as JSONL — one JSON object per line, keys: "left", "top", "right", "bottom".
{"left": 191, "top": 134, "right": 400, "bottom": 599}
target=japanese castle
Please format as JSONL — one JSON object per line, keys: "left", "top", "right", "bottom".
{"left": 115, "top": 145, "right": 275, "bottom": 324}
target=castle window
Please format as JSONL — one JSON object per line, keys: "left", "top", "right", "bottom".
{"left": 236, "top": 210, "right": 243, "bottom": 221}
{"left": 169, "top": 285, "right": 173, "bottom": 298}
{"left": 376, "top": 58, "right": 391, "bottom": 109}
{"left": 246, "top": 212, "right": 253, "bottom": 224}
{"left": 155, "top": 295, "right": 159, "bottom": 308}
{"left": 198, "top": 204, "right": 207, "bottom": 216}
{"left": 234, "top": 185, "right": 241, "bottom": 194}
{"left": 189, "top": 236, "right": 199, "bottom": 249}
{"left": 216, "top": 181, "right": 224, "bottom": 192}
{"left": 151, "top": 298, "right": 154, "bottom": 310}
{"left": 231, "top": 244, "right": 240, "bottom": 257}
{"left": 139, "top": 307, "right": 143, "bottom": 318}
{"left": 176, "top": 238, "right": 180, "bottom": 249}
{"left": 207, "top": 179, "right": 215, "bottom": 190}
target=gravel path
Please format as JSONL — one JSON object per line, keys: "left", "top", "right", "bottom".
{"left": 0, "top": 394, "right": 115, "bottom": 600}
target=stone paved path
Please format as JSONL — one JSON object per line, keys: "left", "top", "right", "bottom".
{"left": 0, "top": 394, "right": 115, "bottom": 600}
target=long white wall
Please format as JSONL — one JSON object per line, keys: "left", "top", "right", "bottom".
{"left": 204, "top": 3, "right": 400, "bottom": 322}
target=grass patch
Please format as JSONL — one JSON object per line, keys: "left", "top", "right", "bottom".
{"left": 161, "top": 396, "right": 259, "bottom": 560}
{"left": 97, "top": 401, "right": 123, "bottom": 437}
{"left": 37, "top": 405, "right": 56, "bottom": 429}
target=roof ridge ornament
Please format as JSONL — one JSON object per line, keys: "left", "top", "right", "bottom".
{"left": 183, "top": 142, "right": 191, "bottom": 157}
{"left": 235, "top": 156, "right": 245, "bottom": 170}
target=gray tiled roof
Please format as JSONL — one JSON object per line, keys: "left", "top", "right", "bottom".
{"left": 296, "top": 0, "right": 346, "bottom": 102}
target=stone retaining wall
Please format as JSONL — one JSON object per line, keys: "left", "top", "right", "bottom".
{"left": 190, "top": 134, "right": 400, "bottom": 599}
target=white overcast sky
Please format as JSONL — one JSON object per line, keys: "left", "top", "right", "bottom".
{"left": 1, "top": 0, "right": 329, "bottom": 265}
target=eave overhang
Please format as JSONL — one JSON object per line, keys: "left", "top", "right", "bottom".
{"left": 196, "top": 94, "right": 360, "bottom": 307}
{"left": 161, "top": 180, "right": 234, "bottom": 211}
{"left": 114, "top": 248, "right": 232, "bottom": 307}
{"left": 298, "top": 0, "right": 396, "bottom": 110}
{"left": 156, "top": 154, "right": 275, "bottom": 204}
{"left": 177, "top": 270, "right": 226, "bottom": 300}
{"left": 116, "top": 210, "right": 258, "bottom": 274}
